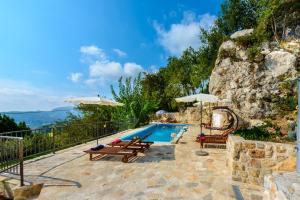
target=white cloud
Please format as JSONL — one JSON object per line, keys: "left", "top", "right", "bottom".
{"left": 77, "top": 45, "right": 145, "bottom": 87}
{"left": 0, "top": 79, "right": 68, "bottom": 112}
{"left": 80, "top": 45, "right": 106, "bottom": 64}
{"left": 113, "top": 48, "right": 127, "bottom": 57}
{"left": 89, "top": 61, "right": 122, "bottom": 78}
{"left": 68, "top": 72, "right": 83, "bottom": 83}
{"left": 80, "top": 45, "right": 105, "bottom": 58}
{"left": 124, "top": 63, "right": 143, "bottom": 76}
{"left": 154, "top": 11, "right": 216, "bottom": 56}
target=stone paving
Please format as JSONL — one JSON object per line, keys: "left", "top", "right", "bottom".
{"left": 19, "top": 125, "right": 263, "bottom": 200}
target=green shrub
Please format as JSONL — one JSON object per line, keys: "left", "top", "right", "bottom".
{"left": 234, "top": 119, "right": 282, "bottom": 141}
{"left": 274, "top": 96, "right": 297, "bottom": 112}
{"left": 287, "top": 131, "right": 297, "bottom": 141}
{"left": 234, "top": 34, "right": 256, "bottom": 47}
{"left": 247, "top": 45, "right": 261, "bottom": 61}
{"left": 234, "top": 126, "right": 271, "bottom": 141}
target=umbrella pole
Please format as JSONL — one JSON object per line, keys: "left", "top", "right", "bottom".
{"left": 96, "top": 106, "right": 99, "bottom": 145}
{"left": 200, "top": 101, "right": 203, "bottom": 134}
{"left": 209, "top": 103, "right": 212, "bottom": 135}
{"left": 200, "top": 101, "right": 203, "bottom": 149}
{"left": 96, "top": 118, "right": 99, "bottom": 145}
{"left": 196, "top": 101, "right": 208, "bottom": 156}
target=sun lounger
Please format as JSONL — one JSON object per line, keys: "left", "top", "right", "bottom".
{"left": 196, "top": 128, "right": 234, "bottom": 144}
{"left": 107, "top": 133, "right": 153, "bottom": 150}
{"left": 84, "top": 139, "right": 141, "bottom": 163}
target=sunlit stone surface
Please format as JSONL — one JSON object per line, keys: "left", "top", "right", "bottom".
{"left": 10, "top": 126, "right": 264, "bottom": 199}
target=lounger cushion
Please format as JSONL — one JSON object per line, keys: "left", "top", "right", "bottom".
{"left": 112, "top": 139, "right": 121, "bottom": 144}
{"left": 91, "top": 144, "right": 105, "bottom": 151}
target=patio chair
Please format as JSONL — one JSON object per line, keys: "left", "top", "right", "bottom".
{"left": 84, "top": 139, "right": 142, "bottom": 163}
{"left": 196, "top": 128, "right": 235, "bottom": 145}
{"left": 107, "top": 132, "right": 153, "bottom": 150}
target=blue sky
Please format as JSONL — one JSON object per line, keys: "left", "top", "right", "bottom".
{"left": 0, "top": 0, "right": 223, "bottom": 111}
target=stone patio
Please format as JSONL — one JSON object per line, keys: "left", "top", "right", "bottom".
{"left": 10, "top": 126, "right": 264, "bottom": 199}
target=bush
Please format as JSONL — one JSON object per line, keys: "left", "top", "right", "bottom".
{"left": 234, "top": 119, "right": 282, "bottom": 141}
{"left": 247, "top": 45, "right": 261, "bottom": 61}
{"left": 234, "top": 126, "right": 271, "bottom": 141}
{"left": 275, "top": 96, "right": 297, "bottom": 112}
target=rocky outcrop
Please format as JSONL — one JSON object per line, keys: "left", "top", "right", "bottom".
{"left": 230, "top": 29, "right": 253, "bottom": 39}
{"left": 209, "top": 30, "right": 299, "bottom": 123}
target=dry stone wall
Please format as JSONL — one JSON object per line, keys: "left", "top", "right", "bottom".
{"left": 226, "top": 135, "right": 296, "bottom": 185}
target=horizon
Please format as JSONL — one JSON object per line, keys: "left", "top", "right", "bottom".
{"left": 0, "top": 0, "right": 222, "bottom": 112}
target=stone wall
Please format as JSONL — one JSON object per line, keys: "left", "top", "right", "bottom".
{"left": 159, "top": 104, "right": 233, "bottom": 127}
{"left": 226, "top": 135, "right": 296, "bottom": 185}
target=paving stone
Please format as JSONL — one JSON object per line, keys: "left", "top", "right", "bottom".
{"left": 0, "top": 126, "right": 264, "bottom": 199}
{"left": 250, "top": 193, "right": 263, "bottom": 200}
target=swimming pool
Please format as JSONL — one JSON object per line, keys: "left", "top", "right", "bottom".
{"left": 121, "top": 123, "right": 188, "bottom": 143}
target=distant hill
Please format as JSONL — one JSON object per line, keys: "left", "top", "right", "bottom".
{"left": 1, "top": 107, "right": 80, "bottom": 129}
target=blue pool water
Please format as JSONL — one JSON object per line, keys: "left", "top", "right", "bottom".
{"left": 121, "top": 123, "right": 188, "bottom": 143}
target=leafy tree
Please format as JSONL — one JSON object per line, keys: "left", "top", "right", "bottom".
{"left": 111, "top": 73, "right": 159, "bottom": 127}
{"left": 216, "top": 0, "right": 260, "bottom": 35}
{"left": 0, "top": 114, "right": 30, "bottom": 133}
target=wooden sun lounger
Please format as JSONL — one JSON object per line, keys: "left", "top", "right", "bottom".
{"left": 107, "top": 141, "right": 153, "bottom": 150}
{"left": 84, "top": 139, "right": 141, "bottom": 163}
{"left": 196, "top": 128, "right": 234, "bottom": 144}
{"left": 107, "top": 133, "right": 154, "bottom": 150}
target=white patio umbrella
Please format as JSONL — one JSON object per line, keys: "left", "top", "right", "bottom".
{"left": 65, "top": 96, "right": 124, "bottom": 106}
{"left": 175, "top": 93, "right": 219, "bottom": 156}
{"left": 65, "top": 96, "right": 123, "bottom": 145}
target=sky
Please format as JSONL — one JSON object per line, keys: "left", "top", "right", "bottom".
{"left": 0, "top": 0, "right": 223, "bottom": 112}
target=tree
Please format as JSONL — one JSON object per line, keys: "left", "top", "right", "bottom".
{"left": 0, "top": 114, "right": 30, "bottom": 133}
{"left": 216, "top": 0, "right": 260, "bottom": 35}
{"left": 111, "top": 73, "right": 159, "bottom": 127}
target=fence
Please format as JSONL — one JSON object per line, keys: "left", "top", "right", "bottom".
{"left": 0, "top": 120, "right": 136, "bottom": 186}
{"left": 0, "top": 136, "right": 24, "bottom": 186}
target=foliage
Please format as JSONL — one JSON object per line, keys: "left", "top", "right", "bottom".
{"left": 74, "top": 104, "right": 115, "bottom": 123}
{"left": 0, "top": 114, "right": 30, "bottom": 133}
{"left": 234, "top": 119, "right": 281, "bottom": 141}
{"left": 234, "top": 126, "right": 272, "bottom": 141}
{"left": 275, "top": 96, "right": 298, "bottom": 112}
{"left": 255, "top": 0, "right": 300, "bottom": 43}
{"left": 247, "top": 44, "right": 261, "bottom": 61}
{"left": 215, "top": 0, "right": 260, "bottom": 35}
{"left": 233, "top": 119, "right": 298, "bottom": 142}
{"left": 273, "top": 80, "right": 298, "bottom": 115}
{"left": 111, "top": 73, "right": 159, "bottom": 127}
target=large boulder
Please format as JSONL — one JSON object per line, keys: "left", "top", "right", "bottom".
{"left": 265, "top": 51, "right": 297, "bottom": 77}
{"left": 230, "top": 29, "right": 253, "bottom": 39}
{"left": 209, "top": 33, "right": 299, "bottom": 123}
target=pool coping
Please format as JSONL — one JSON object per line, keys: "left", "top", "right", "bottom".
{"left": 120, "top": 123, "right": 189, "bottom": 144}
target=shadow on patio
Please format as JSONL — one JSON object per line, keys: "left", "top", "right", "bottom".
{"left": 91, "top": 145, "right": 176, "bottom": 163}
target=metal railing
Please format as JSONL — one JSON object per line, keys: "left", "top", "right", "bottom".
{"left": 0, "top": 120, "right": 136, "bottom": 185}
{"left": 0, "top": 136, "right": 24, "bottom": 186}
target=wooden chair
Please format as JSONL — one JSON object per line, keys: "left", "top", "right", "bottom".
{"left": 84, "top": 139, "right": 142, "bottom": 163}
{"left": 107, "top": 133, "right": 153, "bottom": 150}
{"left": 196, "top": 128, "right": 235, "bottom": 145}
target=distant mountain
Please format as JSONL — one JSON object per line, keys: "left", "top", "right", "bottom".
{"left": 1, "top": 107, "right": 80, "bottom": 129}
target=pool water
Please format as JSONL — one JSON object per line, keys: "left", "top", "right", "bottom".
{"left": 121, "top": 123, "right": 188, "bottom": 143}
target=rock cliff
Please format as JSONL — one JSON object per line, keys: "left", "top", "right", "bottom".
{"left": 209, "top": 28, "right": 300, "bottom": 124}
